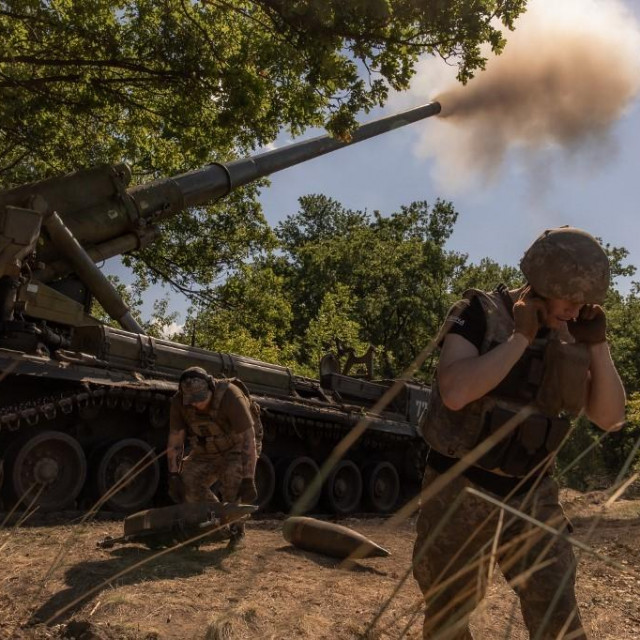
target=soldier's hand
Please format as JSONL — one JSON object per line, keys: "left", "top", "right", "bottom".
{"left": 239, "top": 477, "right": 258, "bottom": 504}
{"left": 513, "top": 287, "right": 547, "bottom": 345}
{"left": 168, "top": 472, "right": 186, "bottom": 504}
{"left": 568, "top": 304, "right": 607, "bottom": 344}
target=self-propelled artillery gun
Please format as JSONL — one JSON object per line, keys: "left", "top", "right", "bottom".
{"left": 0, "top": 102, "right": 439, "bottom": 516}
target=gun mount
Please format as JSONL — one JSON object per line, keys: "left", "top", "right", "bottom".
{"left": 0, "top": 102, "right": 438, "bottom": 516}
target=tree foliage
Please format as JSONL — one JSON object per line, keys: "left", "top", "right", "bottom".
{"left": 1, "top": 0, "right": 527, "bottom": 178}
{"left": 182, "top": 262, "right": 300, "bottom": 368}
{"left": 275, "top": 195, "right": 466, "bottom": 377}
{"left": 451, "top": 257, "right": 522, "bottom": 296}
{"left": 1, "top": 0, "right": 527, "bottom": 299}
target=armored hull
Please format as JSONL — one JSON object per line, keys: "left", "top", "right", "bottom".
{"left": 0, "top": 102, "right": 440, "bottom": 517}
{"left": 0, "top": 327, "right": 429, "bottom": 515}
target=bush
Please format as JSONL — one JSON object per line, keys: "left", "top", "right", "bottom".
{"left": 556, "top": 411, "right": 640, "bottom": 493}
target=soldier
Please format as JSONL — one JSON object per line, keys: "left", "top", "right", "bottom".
{"left": 413, "top": 227, "right": 626, "bottom": 639}
{"left": 166, "top": 366, "right": 258, "bottom": 549}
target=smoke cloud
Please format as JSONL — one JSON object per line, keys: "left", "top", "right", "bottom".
{"left": 414, "top": 0, "right": 640, "bottom": 190}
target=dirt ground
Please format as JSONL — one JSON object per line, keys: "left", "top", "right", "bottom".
{"left": 1, "top": 490, "right": 639, "bottom": 640}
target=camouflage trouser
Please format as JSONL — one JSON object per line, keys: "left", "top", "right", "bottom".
{"left": 181, "top": 448, "right": 244, "bottom": 504}
{"left": 413, "top": 467, "right": 586, "bottom": 640}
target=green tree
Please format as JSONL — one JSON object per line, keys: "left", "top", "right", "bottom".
{"left": 183, "top": 261, "right": 300, "bottom": 367}
{"left": 1, "top": 0, "right": 527, "bottom": 301}
{"left": 607, "top": 283, "right": 640, "bottom": 395}
{"left": 275, "top": 195, "right": 466, "bottom": 377}
{"left": 275, "top": 195, "right": 370, "bottom": 335}
{"left": 301, "top": 283, "right": 369, "bottom": 377}
{"left": 452, "top": 257, "right": 522, "bottom": 295}
{"left": 1, "top": 0, "right": 527, "bottom": 175}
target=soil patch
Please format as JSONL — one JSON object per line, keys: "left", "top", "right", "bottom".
{"left": 1, "top": 491, "right": 639, "bottom": 639}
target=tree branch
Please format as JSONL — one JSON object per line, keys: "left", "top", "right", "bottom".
{"left": 0, "top": 55, "right": 179, "bottom": 78}
{"left": 139, "top": 257, "right": 223, "bottom": 307}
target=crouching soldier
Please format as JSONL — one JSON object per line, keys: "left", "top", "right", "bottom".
{"left": 166, "top": 366, "right": 258, "bottom": 549}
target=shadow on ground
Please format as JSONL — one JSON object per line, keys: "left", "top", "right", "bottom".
{"left": 28, "top": 543, "right": 233, "bottom": 626}
{"left": 275, "top": 544, "right": 389, "bottom": 576}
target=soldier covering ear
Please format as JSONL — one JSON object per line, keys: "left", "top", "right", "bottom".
{"left": 413, "top": 226, "right": 625, "bottom": 640}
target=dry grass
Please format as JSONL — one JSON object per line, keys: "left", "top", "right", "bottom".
{"left": 1, "top": 493, "right": 639, "bottom": 639}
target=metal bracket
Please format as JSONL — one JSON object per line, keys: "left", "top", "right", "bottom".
{"left": 137, "top": 333, "right": 157, "bottom": 369}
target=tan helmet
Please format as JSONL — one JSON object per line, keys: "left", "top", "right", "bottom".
{"left": 520, "top": 226, "right": 610, "bottom": 304}
{"left": 179, "top": 366, "right": 214, "bottom": 405}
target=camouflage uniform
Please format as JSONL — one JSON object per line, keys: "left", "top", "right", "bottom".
{"left": 181, "top": 447, "right": 245, "bottom": 504}
{"left": 413, "top": 468, "right": 583, "bottom": 639}
{"left": 414, "top": 227, "right": 613, "bottom": 639}
{"left": 415, "top": 309, "right": 588, "bottom": 637}
{"left": 170, "top": 374, "right": 256, "bottom": 543}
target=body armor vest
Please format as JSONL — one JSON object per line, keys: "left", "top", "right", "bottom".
{"left": 182, "top": 380, "right": 242, "bottom": 454}
{"left": 421, "top": 288, "right": 591, "bottom": 477}
{"left": 180, "top": 378, "right": 263, "bottom": 461}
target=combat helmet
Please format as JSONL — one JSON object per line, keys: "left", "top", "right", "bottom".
{"left": 179, "top": 366, "right": 212, "bottom": 384}
{"left": 520, "top": 226, "right": 610, "bottom": 304}
{"left": 179, "top": 366, "right": 214, "bottom": 405}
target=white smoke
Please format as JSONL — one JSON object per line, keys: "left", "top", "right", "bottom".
{"left": 399, "top": 0, "right": 640, "bottom": 191}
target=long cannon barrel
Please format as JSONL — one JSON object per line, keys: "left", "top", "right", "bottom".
{"left": 0, "top": 101, "right": 440, "bottom": 332}
{"left": 130, "top": 101, "right": 442, "bottom": 216}
{"left": 2, "top": 102, "right": 440, "bottom": 276}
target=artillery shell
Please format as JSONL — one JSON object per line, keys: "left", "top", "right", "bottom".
{"left": 282, "top": 516, "right": 390, "bottom": 559}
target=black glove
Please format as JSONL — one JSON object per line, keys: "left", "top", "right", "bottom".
{"left": 568, "top": 304, "right": 607, "bottom": 344}
{"left": 239, "top": 477, "right": 258, "bottom": 504}
{"left": 168, "top": 472, "right": 186, "bottom": 504}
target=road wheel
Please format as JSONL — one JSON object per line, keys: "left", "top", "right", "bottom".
{"left": 95, "top": 438, "right": 159, "bottom": 512}
{"left": 321, "top": 460, "right": 362, "bottom": 515}
{"left": 255, "top": 454, "right": 275, "bottom": 511}
{"left": 362, "top": 461, "right": 400, "bottom": 513}
{"left": 276, "top": 456, "right": 320, "bottom": 514}
{"left": 6, "top": 430, "right": 87, "bottom": 511}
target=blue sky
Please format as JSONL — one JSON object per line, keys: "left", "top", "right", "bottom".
{"left": 260, "top": 92, "right": 639, "bottom": 290}
{"left": 260, "top": 0, "right": 640, "bottom": 290}
{"left": 109, "top": 0, "right": 640, "bottom": 324}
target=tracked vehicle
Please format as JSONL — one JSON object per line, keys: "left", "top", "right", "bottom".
{"left": 0, "top": 102, "right": 439, "bottom": 516}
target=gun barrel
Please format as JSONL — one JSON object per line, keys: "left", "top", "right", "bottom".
{"left": 128, "top": 101, "right": 441, "bottom": 218}
{"left": 14, "top": 101, "right": 440, "bottom": 283}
